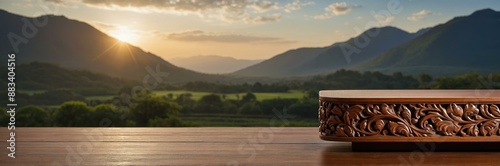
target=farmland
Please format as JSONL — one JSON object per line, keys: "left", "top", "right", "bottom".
{"left": 86, "top": 90, "right": 306, "bottom": 101}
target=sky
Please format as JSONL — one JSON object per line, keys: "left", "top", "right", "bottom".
{"left": 1, "top": 0, "right": 499, "bottom": 60}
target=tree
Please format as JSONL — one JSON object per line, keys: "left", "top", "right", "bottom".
{"left": 54, "top": 101, "right": 91, "bottom": 127}
{"left": 176, "top": 93, "right": 196, "bottom": 113}
{"left": 238, "top": 102, "right": 262, "bottom": 115}
{"left": 252, "top": 82, "right": 264, "bottom": 92}
{"left": 194, "top": 94, "right": 223, "bottom": 113}
{"left": 0, "top": 107, "right": 7, "bottom": 127}
{"left": 260, "top": 98, "right": 298, "bottom": 116}
{"left": 288, "top": 99, "right": 317, "bottom": 119}
{"left": 166, "top": 93, "right": 174, "bottom": 100}
{"left": 305, "top": 90, "right": 317, "bottom": 100}
{"left": 418, "top": 74, "right": 433, "bottom": 89}
{"left": 148, "top": 117, "right": 183, "bottom": 127}
{"left": 433, "top": 72, "right": 481, "bottom": 89}
{"left": 240, "top": 92, "right": 257, "bottom": 104}
{"left": 16, "top": 105, "right": 51, "bottom": 127}
{"left": 89, "top": 104, "right": 126, "bottom": 127}
{"left": 222, "top": 100, "right": 239, "bottom": 113}
{"left": 132, "top": 96, "right": 181, "bottom": 126}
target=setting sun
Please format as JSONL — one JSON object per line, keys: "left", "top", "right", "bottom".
{"left": 111, "top": 27, "right": 137, "bottom": 44}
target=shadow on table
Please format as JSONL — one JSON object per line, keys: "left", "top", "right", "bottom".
{"left": 321, "top": 143, "right": 500, "bottom": 166}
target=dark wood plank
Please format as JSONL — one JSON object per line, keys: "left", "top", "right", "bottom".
{"left": 352, "top": 142, "right": 500, "bottom": 152}
{"left": 1, "top": 127, "right": 500, "bottom": 165}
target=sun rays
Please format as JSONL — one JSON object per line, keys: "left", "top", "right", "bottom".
{"left": 93, "top": 36, "right": 139, "bottom": 66}
{"left": 111, "top": 26, "right": 138, "bottom": 44}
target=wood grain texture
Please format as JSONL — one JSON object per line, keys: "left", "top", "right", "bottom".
{"left": 319, "top": 90, "right": 500, "bottom": 145}
{"left": 319, "top": 103, "right": 500, "bottom": 140}
{"left": 0, "top": 128, "right": 500, "bottom": 166}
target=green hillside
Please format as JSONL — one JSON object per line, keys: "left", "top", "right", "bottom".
{"left": 2, "top": 62, "right": 138, "bottom": 95}
{"left": 356, "top": 9, "right": 500, "bottom": 76}
{"left": 0, "top": 9, "right": 225, "bottom": 82}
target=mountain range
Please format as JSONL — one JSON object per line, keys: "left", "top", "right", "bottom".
{"left": 0, "top": 9, "right": 224, "bottom": 82}
{"left": 235, "top": 8, "right": 500, "bottom": 77}
{"left": 1, "top": 8, "right": 499, "bottom": 81}
{"left": 356, "top": 9, "right": 500, "bottom": 76}
{"left": 233, "top": 26, "right": 430, "bottom": 77}
{"left": 169, "top": 55, "right": 263, "bottom": 74}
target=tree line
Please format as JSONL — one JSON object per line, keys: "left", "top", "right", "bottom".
{"left": 1, "top": 70, "right": 499, "bottom": 127}
{"left": 0, "top": 90, "right": 317, "bottom": 127}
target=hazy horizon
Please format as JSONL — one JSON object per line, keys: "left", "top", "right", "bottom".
{"left": 1, "top": 0, "right": 499, "bottom": 60}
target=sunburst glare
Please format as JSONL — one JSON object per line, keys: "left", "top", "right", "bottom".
{"left": 111, "top": 26, "right": 137, "bottom": 44}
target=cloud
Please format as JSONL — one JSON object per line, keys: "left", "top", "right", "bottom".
{"left": 407, "top": 10, "right": 433, "bottom": 21}
{"left": 326, "top": 2, "right": 358, "bottom": 15}
{"left": 313, "top": 13, "right": 331, "bottom": 20}
{"left": 91, "top": 21, "right": 117, "bottom": 30}
{"left": 43, "top": 0, "right": 79, "bottom": 8}
{"left": 161, "top": 30, "right": 294, "bottom": 44}
{"left": 283, "top": 0, "right": 314, "bottom": 13}
{"left": 43, "top": 0, "right": 65, "bottom": 4}
{"left": 251, "top": 0, "right": 279, "bottom": 13}
{"left": 244, "top": 13, "right": 282, "bottom": 24}
{"left": 313, "top": 2, "right": 359, "bottom": 19}
{"left": 44, "top": 0, "right": 286, "bottom": 24}
{"left": 375, "top": 15, "right": 395, "bottom": 25}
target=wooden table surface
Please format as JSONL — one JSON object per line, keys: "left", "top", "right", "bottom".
{"left": 1, "top": 127, "right": 500, "bottom": 166}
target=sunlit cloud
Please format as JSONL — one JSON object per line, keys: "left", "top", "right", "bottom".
{"left": 44, "top": 0, "right": 64, "bottom": 4}
{"left": 42, "top": 0, "right": 79, "bottom": 8}
{"left": 283, "top": 0, "right": 314, "bottom": 13}
{"left": 313, "top": 13, "right": 331, "bottom": 20}
{"left": 327, "top": 2, "right": 358, "bottom": 15}
{"left": 251, "top": 0, "right": 279, "bottom": 13}
{"left": 91, "top": 21, "right": 117, "bottom": 30}
{"left": 408, "top": 10, "right": 433, "bottom": 21}
{"left": 375, "top": 15, "right": 395, "bottom": 25}
{"left": 313, "top": 2, "right": 360, "bottom": 19}
{"left": 90, "top": 21, "right": 144, "bottom": 44}
{"left": 244, "top": 13, "right": 282, "bottom": 24}
{"left": 44, "top": 0, "right": 288, "bottom": 24}
{"left": 160, "top": 30, "right": 295, "bottom": 44}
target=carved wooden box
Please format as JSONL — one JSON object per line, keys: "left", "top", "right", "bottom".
{"left": 319, "top": 90, "right": 500, "bottom": 151}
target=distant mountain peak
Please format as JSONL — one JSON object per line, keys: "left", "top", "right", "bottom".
{"left": 472, "top": 8, "right": 496, "bottom": 14}
{"left": 470, "top": 8, "right": 499, "bottom": 17}
{"left": 0, "top": 9, "right": 223, "bottom": 82}
{"left": 413, "top": 27, "right": 432, "bottom": 36}
{"left": 234, "top": 25, "right": 420, "bottom": 77}
{"left": 0, "top": 9, "right": 9, "bottom": 14}
{"left": 44, "top": 14, "right": 68, "bottom": 19}
{"left": 360, "top": 26, "right": 410, "bottom": 37}
{"left": 169, "top": 55, "right": 263, "bottom": 74}
{"left": 356, "top": 8, "right": 500, "bottom": 76}
{"left": 376, "top": 26, "right": 403, "bottom": 31}
{"left": 371, "top": 26, "right": 406, "bottom": 32}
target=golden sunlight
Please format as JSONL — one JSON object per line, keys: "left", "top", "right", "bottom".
{"left": 111, "top": 26, "right": 137, "bottom": 44}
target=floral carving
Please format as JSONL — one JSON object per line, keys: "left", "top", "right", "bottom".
{"left": 319, "top": 102, "right": 500, "bottom": 137}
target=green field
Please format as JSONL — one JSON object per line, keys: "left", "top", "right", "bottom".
{"left": 180, "top": 113, "right": 317, "bottom": 127}
{"left": 18, "top": 90, "right": 46, "bottom": 95}
{"left": 86, "top": 90, "right": 305, "bottom": 101}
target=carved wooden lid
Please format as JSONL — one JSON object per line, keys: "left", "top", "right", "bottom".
{"left": 319, "top": 90, "right": 500, "bottom": 103}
